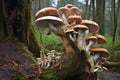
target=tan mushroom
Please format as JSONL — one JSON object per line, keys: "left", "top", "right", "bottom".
{"left": 96, "top": 34, "right": 107, "bottom": 44}
{"left": 90, "top": 47, "right": 109, "bottom": 72}
{"left": 35, "top": 7, "right": 58, "bottom": 20}
{"left": 67, "top": 15, "right": 82, "bottom": 26}
{"left": 81, "top": 20, "right": 100, "bottom": 34}
{"left": 65, "top": 4, "right": 74, "bottom": 9}
{"left": 57, "top": 7, "right": 71, "bottom": 25}
{"left": 90, "top": 47, "right": 109, "bottom": 62}
{"left": 65, "top": 28, "right": 78, "bottom": 42}
{"left": 70, "top": 6, "right": 82, "bottom": 16}
{"left": 86, "top": 36, "right": 97, "bottom": 52}
{"left": 73, "top": 24, "right": 89, "bottom": 50}
{"left": 35, "top": 16, "right": 64, "bottom": 35}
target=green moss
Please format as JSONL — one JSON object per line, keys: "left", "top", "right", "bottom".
{"left": 23, "top": 46, "right": 37, "bottom": 63}
{"left": 40, "top": 70, "right": 60, "bottom": 80}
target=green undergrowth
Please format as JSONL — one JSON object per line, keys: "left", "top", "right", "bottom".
{"left": 39, "top": 70, "right": 60, "bottom": 80}
{"left": 101, "top": 35, "right": 120, "bottom": 61}
{"left": 23, "top": 46, "right": 37, "bottom": 63}
{"left": 34, "top": 27, "right": 64, "bottom": 52}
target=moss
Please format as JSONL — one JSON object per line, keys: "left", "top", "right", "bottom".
{"left": 23, "top": 46, "right": 37, "bottom": 63}
{"left": 40, "top": 70, "right": 60, "bottom": 80}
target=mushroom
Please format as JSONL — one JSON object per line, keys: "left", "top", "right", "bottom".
{"left": 36, "top": 58, "right": 44, "bottom": 66}
{"left": 40, "top": 49, "right": 46, "bottom": 60}
{"left": 90, "top": 47, "right": 109, "bottom": 72}
{"left": 65, "top": 4, "right": 74, "bottom": 9}
{"left": 86, "top": 36, "right": 97, "bottom": 52}
{"left": 35, "top": 7, "right": 58, "bottom": 20}
{"left": 47, "top": 52, "right": 55, "bottom": 61}
{"left": 90, "top": 47, "right": 109, "bottom": 62}
{"left": 81, "top": 20, "right": 100, "bottom": 34}
{"left": 67, "top": 15, "right": 82, "bottom": 26}
{"left": 70, "top": 6, "right": 82, "bottom": 16}
{"left": 65, "top": 28, "right": 78, "bottom": 42}
{"left": 43, "top": 57, "right": 50, "bottom": 69}
{"left": 57, "top": 7, "right": 71, "bottom": 25}
{"left": 73, "top": 24, "right": 89, "bottom": 50}
{"left": 35, "top": 16, "right": 64, "bottom": 35}
{"left": 96, "top": 34, "right": 107, "bottom": 44}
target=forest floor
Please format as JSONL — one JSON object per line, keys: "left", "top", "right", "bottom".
{"left": 0, "top": 41, "right": 120, "bottom": 80}
{"left": 0, "top": 41, "right": 39, "bottom": 80}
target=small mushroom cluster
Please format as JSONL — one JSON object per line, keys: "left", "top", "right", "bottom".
{"left": 37, "top": 49, "right": 61, "bottom": 69}
{"left": 35, "top": 4, "right": 110, "bottom": 72}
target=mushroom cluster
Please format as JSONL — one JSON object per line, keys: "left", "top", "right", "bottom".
{"left": 35, "top": 4, "right": 110, "bottom": 72}
{"left": 37, "top": 49, "right": 61, "bottom": 69}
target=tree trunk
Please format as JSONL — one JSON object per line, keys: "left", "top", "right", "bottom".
{"left": 95, "top": 0, "right": 105, "bottom": 34}
{"left": 0, "top": 0, "right": 41, "bottom": 57}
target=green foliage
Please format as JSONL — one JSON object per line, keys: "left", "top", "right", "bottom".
{"left": 101, "top": 35, "right": 120, "bottom": 61}
{"left": 40, "top": 70, "right": 60, "bottom": 80}
{"left": 23, "top": 46, "right": 37, "bottom": 63}
{"left": 34, "top": 27, "right": 64, "bottom": 52}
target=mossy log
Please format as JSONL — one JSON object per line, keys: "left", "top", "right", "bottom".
{"left": 104, "top": 62, "right": 120, "bottom": 67}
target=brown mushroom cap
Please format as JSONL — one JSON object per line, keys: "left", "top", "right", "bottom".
{"left": 65, "top": 28, "right": 74, "bottom": 33}
{"left": 86, "top": 36, "right": 97, "bottom": 44}
{"left": 81, "top": 20, "right": 100, "bottom": 34}
{"left": 73, "top": 24, "right": 88, "bottom": 32}
{"left": 35, "top": 7, "right": 58, "bottom": 20}
{"left": 57, "top": 7, "right": 71, "bottom": 18}
{"left": 35, "top": 16, "right": 64, "bottom": 28}
{"left": 65, "top": 4, "right": 74, "bottom": 9}
{"left": 90, "top": 47, "right": 109, "bottom": 57}
{"left": 96, "top": 34, "right": 107, "bottom": 44}
{"left": 70, "top": 7, "right": 82, "bottom": 15}
{"left": 67, "top": 15, "right": 82, "bottom": 25}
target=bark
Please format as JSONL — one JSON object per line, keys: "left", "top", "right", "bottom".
{"left": 95, "top": 0, "right": 105, "bottom": 34}
{"left": 45, "top": 36, "right": 98, "bottom": 80}
{"left": 0, "top": 0, "right": 41, "bottom": 57}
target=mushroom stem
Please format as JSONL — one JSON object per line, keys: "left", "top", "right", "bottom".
{"left": 49, "top": 23, "right": 58, "bottom": 34}
{"left": 83, "top": 30, "right": 89, "bottom": 49}
{"left": 77, "top": 30, "right": 85, "bottom": 49}
{"left": 69, "top": 33, "right": 75, "bottom": 42}
{"left": 61, "top": 14, "right": 68, "bottom": 25}
{"left": 93, "top": 53, "right": 100, "bottom": 62}
{"left": 46, "top": 61, "right": 50, "bottom": 68}
{"left": 77, "top": 37, "right": 83, "bottom": 50}
{"left": 84, "top": 30, "right": 89, "bottom": 38}
{"left": 86, "top": 40, "right": 94, "bottom": 52}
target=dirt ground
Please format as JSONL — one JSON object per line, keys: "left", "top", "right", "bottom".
{"left": 0, "top": 41, "right": 120, "bottom": 80}
{"left": 0, "top": 41, "right": 38, "bottom": 80}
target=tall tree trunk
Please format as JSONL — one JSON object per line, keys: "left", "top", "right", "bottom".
{"left": 0, "top": 0, "right": 41, "bottom": 57}
{"left": 95, "top": 0, "right": 105, "bottom": 34}
{"left": 112, "top": 0, "right": 119, "bottom": 44}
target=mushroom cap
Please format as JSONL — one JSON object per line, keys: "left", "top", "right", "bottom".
{"left": 57, "top": 7, "right": 71, "bottom": 18}
{"left": 90, "top": 47, "right": 109, "bottom": 57}
{"left": 35, "top": 16, "right": 64, "bottom": 28}
{"left": 67, "top": 15, "right": 82, "bottom": 25}
{"left": 86, "top": 36, "right": 97, "bottom": 44}
{"left": 96, "top": 34, "right": 107, "bottom": 44}
{"left": 70, "top": 6, "right": 82, "bottom": 15}
{"left": 47, "top": 52, "right": 54, "bottom": 55}
{"left": 65, "top": 4, "right": 74, "bottom": 9}
{"left": 65, "top": 28, "right": 74, "bottom": 33}
{"left": 81, "top": 20, "right": 100, "bottom": 34}
{"left": 35, "top": 7, "right": 58, "bottom": 20}
{"left": 73, "top": 24, "right": 88, "bottom": 32}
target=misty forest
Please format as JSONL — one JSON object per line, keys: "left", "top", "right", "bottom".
{"left": 0, "top": 0, "right": 120, "bottom": 80}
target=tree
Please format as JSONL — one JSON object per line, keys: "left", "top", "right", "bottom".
{"left": 94, "top": 0, "right": 105, "bottom": 34}
{"left": 0, "top": 0, "right": 41, "bottom": 57}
